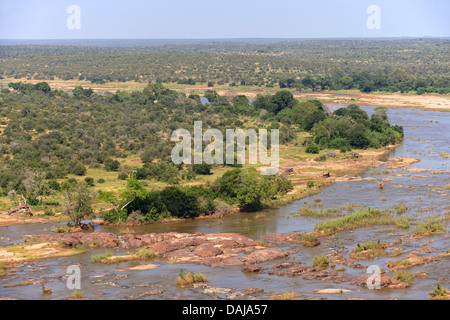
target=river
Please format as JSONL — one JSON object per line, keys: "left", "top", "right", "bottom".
{"left": 0, "top": 106, "right": 448, "bottom": 300}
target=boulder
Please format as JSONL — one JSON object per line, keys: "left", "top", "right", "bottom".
{"left": 242, "top": 265, "right": 262, "bottom": 273}
{"left": 195, "top": 244, "right": 223, "bottom": 258}
{"left": 355, "top": 275, "right": 392, "bottom": 288}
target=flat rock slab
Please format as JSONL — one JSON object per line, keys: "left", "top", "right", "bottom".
{"left": 118, "top": 264, "right": 159, "bottom": 271}
{"left": 313, "top": 289, "right": 351, "bottom": 294}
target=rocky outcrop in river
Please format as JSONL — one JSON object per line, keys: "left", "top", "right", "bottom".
{"left": 30, "top": 231, "right": 289, "bottom": 267}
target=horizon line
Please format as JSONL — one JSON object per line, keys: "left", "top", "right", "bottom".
{"left": 1, "top": 36, "right": 449, "bottom": 41}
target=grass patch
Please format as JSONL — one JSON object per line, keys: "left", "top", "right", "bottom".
{"left": 314, "top": 208, "right": 409, "bottom": 236}
{"left": 438, "top": 152, "right": 450, "bottom": 159}
{"left": 92, "top": 248, "right": 157, "bottom": 264}
{"left": 301, "top": 234, "right": 320, "bottom": 247}
{"left": 312, "top": 255, "right": 330, "bottom": 268}
{"left": 394, "top": 204, "right": 409, "bottom": 215}
{"left": 92, "top": 252, "right": 113, "bottom": 263}
{"left": 386, "top": 254, "right": 429, "bottom": 271}
{"left": 394, "top": 271, "right": 414, "bottom": 285}
{"left": 428, "top": 284, "right": 448, "bottom": 300}
{"left": 270, "top": 292, "right": 300, "bottom": 300}
{"left": 413, "top": 219, "right": 446, "bottom": 237}
{"left": 176, "top": 271, "right": 209, "bottom": 288}
{"left": 70, "top": 290, "right": 83, "bottom": 300}
{"left": 136, "top": 248, "right": 157, "bottom": 259}
{"left": 0, "top": 262, "right": 7, "bottom": 277}
{"left": 295, "top": 207, "right": 345, "bottom": 218}
{"left": 350, "top": 240, "right": 387, "bottom": 259}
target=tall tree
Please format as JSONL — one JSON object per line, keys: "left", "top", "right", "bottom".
{"left": 61, "top": 182, "right": 94, "bottom": 226}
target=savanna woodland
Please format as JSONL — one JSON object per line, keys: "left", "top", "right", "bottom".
{"left": 0, "top": 38, "right": 448, "bottom": 226}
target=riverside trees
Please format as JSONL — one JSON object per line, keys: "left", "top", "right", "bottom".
{"left": 0, "top": 83, "right": 402, "bottom": 221}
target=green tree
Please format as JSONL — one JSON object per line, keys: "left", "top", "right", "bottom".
{"left": 61, "top": 182, "right": 94, "bottom": 226}
{"left": 98, "top": 179, "right": 147, "bottom": 223}
{"left": 235, "top": 168, "right": 277, "bottom": 212}
{"left": 23, "top": 171, "right": 48, "bottom": 204}
{"left": 33, "top": 82, "right": 51, "bottom": 94}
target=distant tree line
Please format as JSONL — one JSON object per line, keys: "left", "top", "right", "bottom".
{"left": 0, "top": 39, "right": 448, "bottom": 94}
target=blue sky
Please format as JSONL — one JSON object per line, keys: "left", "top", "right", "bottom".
{"left": 0, "top": 0, "right": 448, "bottom": 39}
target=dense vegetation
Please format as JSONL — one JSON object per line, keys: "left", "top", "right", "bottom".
{"left": 0, "top": 39, "right": 448, "bottom": 94}
{"left": 0, "top": 81, "right": 403, "bottom": 223}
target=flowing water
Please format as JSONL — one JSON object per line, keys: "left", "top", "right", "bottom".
{"left": 0, "top": 107, "right": 449, "bottom": 300}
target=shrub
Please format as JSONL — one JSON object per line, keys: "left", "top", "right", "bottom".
{"left": 118, "top": 171, "right": 128, "bottom": 180}
{"left": 84, "top": 177, "right": 94, "bottom": 187}
{"left": 192, "top": 163, "right": 212, "bottom": 175}
{"left": 48, "top": 180, "right": 61, "bottom": 191}
{"left": 71, "top": 163, "right": 86, "bottom": 176}
{"left": 428, "top": 284, "right": 448, "bottom": 299}
{"left": 104, "top": 158, "right": 120, "bottom": 171}
{"left": 71, "top": 290, "right": 83, "bottom": 300}
{"left": 101, "top": 209, "right": 126, "bottom": 223}
{"left": 160, "top": 186, "right": 199, "bottom": 219}
{"left": 329, "top": 137, "right": 350, "bottom": 150}
{"left": 305, "top": 144, "right": 319, "bottom": 154}
{"left": 127, "top": 210, "right": 144, "bottom": 224}
{"left": 315, "top": 155, "right": 327, "bottom": 162}
{"left": 167, "top": 177, "right": 180, "bottom": 185}
{"left": 134, "top": 167, "right": 149, "bottom": 180}
{"left": 213, "top": 199, "right": 233, "bottom": 218}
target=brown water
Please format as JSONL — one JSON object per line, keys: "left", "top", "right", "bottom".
{"left": 1, "top": 107, "right": 449, "bottom": 300}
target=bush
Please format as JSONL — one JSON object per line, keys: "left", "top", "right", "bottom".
{"left": 134, "top": 167, "right": 149, "bottom": 180}
{"left": 101, "top": 209, "right": 127, "bottom": 223}
{"left": 213, "top": 199, "right": 233, "bottom": 218}
{"left": 167, "top": 177, "right": 180, "bottom": 185}
{"left": 48, "top": 180, "right": 61, "bottom": 191}
{"left": 428, "top": 284, "right": 448, "bottom": 298}
{"left": 329, "top": 137, "right": 350, "bottom": 150}
{"left": 71, "top": 163, "right": 87, "bottom": 176}
{"left": 145, "top": 162, "right": 179, "bottom": 181}
{"left": 306, "top": 180, "right": 315, "bottom": 188}
{"left": 104, "top": 158, "right": 120, "bottom": 171}
{"left": 160, "top": 186, "right": 199, "bottom": 219}
{"left": 192, "top": 163, "right": 211, "bottom": 175}
{"left": 84, "top": 177, "right": 94, "bottom": 187}
{"left": 305, "top": 144, "right": 320, "bottom": 154}
{"left": 118, "top": 171, "right": 128, "bottom": 180}
{"left": 127, "top": 210, "right": 144, "bottom": 224}
{"left": 61, "top": 178, "right": 77, "bottom": 191}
